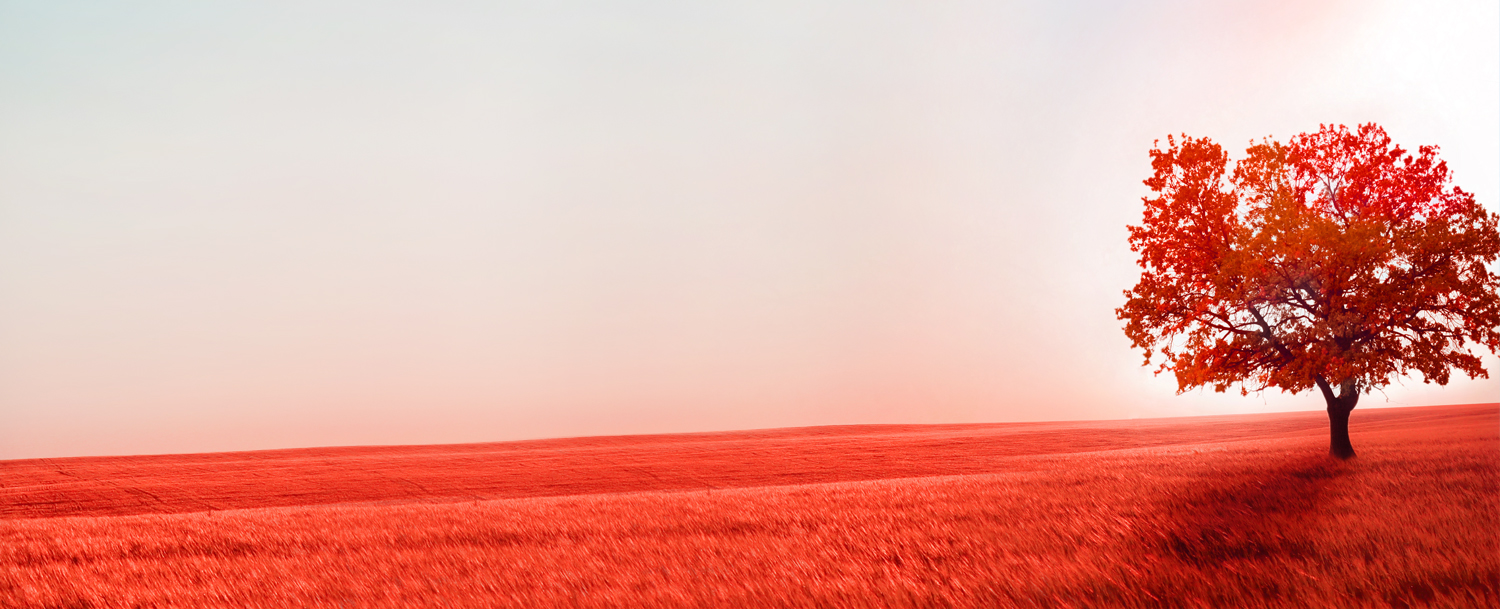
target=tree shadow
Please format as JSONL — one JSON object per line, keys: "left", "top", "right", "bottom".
{"left": 1147, "top": 455, "right": 1339, "bottom": 568}
{"left": 1047, "top": 456, "right": 1350, "bottom": 608}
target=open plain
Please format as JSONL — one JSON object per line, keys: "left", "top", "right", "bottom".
{"left": 2, "top": 403, "right": 1496, "bottom": 608}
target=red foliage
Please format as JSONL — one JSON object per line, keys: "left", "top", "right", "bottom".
{"left": 2, "top": 404, "right": 1497, "bottom": 608}
{"left": 1122, "top": 124, "right": 1500, "bottom": 397}
{"left": 1119, "top": 124, "right": 1500, "bottom": 457}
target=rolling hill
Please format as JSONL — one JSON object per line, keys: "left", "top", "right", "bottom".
{"left": 3, "top": 403, "right": 1495, "bottom": 607}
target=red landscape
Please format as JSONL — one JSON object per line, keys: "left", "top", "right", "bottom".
{"left": 3, "top": 403, "right": 1496, "bottom": 608}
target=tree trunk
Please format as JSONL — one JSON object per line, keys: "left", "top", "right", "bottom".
{"left": 1327, "top": 403, "right": 1355, "bottom": 459}
{"left": 1318, "top": 377, "right": 1359, "bottom": 459}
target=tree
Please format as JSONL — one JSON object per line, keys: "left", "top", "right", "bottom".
{"left": 1117, "top": 124, "right": 1500, "bottom": 459}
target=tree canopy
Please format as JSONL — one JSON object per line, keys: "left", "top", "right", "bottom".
{"left": 1117, "top": 123, "right": 1500, "bottom": 457}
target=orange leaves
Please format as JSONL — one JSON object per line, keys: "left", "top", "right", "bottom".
{"left": 1119, "top": 123, "right": 1500, "bottom": 398}
{"left": 1134, "top": 136, "right": 1241, "bottom": 278}
{"left": 1287, "top": 125, "right": 1469, "bottom": 223}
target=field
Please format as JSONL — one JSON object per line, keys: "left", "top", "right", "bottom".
{"left": 2, "top": 403, "right": 1496, "bottom": 608}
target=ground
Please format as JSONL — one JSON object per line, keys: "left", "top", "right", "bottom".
{"left": 2, "top": 403, "right": 1496, "bottom": 608}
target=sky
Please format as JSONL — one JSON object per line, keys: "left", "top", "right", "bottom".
{"left": 1, "top": 0, "right": 1496, "bottom": 460}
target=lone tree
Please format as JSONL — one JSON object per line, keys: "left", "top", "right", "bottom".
{"left": 1118, "top": 124, "right": 1500, "bottom": 459}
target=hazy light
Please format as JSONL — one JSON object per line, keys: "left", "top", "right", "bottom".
{"left": 1, "top": 0, "right": 1495, "bottom": 458}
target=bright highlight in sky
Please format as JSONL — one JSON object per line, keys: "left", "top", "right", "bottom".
{"left": 1, "top": 0, "right": 1496, "bottom": 459}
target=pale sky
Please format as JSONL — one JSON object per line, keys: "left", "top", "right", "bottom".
{"left": 2, "top": 0, "right": 1496, "bottom": 459}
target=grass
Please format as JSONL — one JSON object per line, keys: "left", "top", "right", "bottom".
{"left": 1, "top": 403, "right": 1495, "bottom": 608}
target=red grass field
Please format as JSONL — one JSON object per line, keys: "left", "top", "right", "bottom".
{"left": 3, "top": 403, "right": 1496, "bottom": 608}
